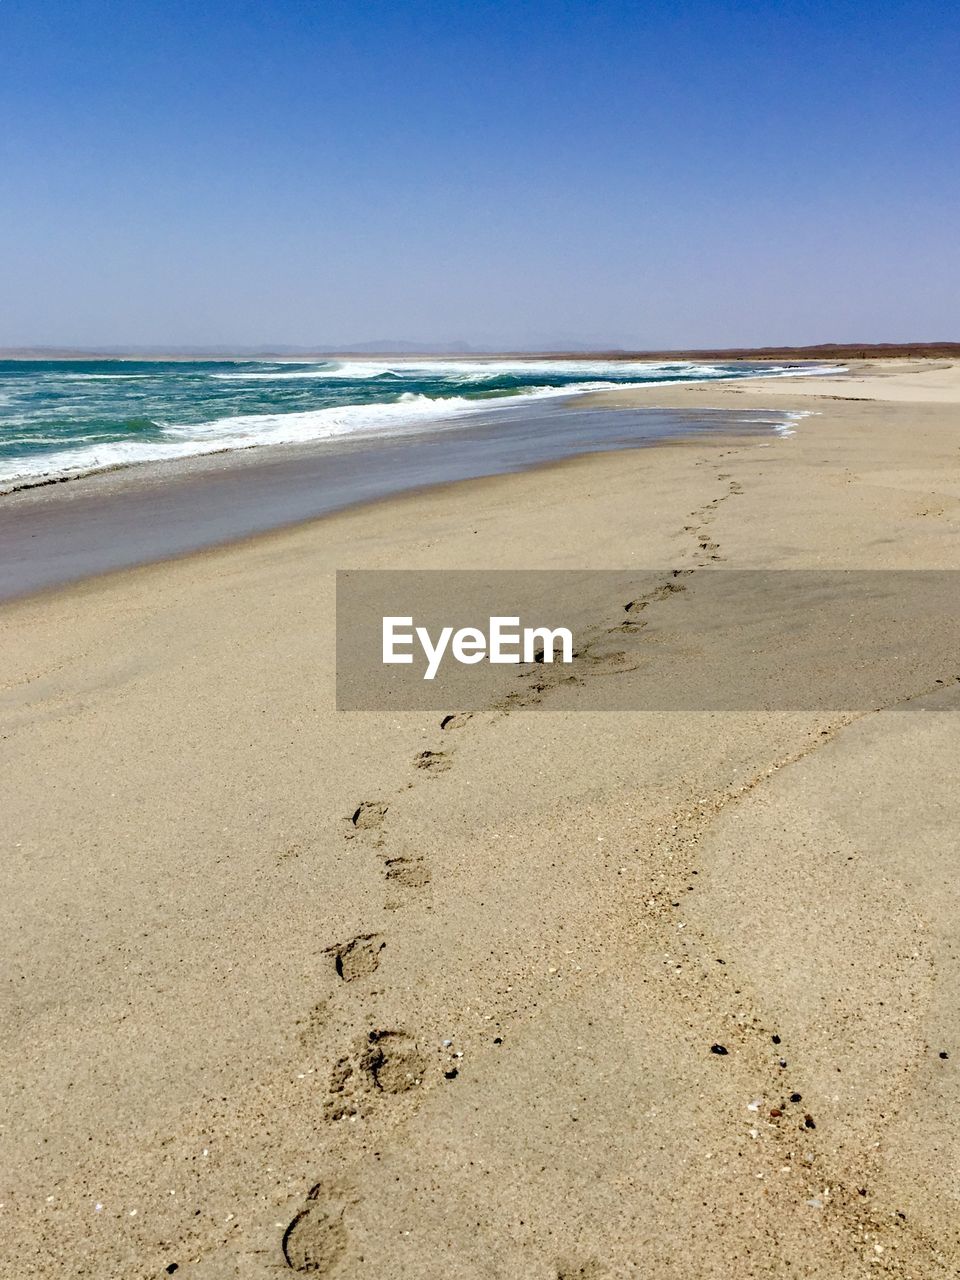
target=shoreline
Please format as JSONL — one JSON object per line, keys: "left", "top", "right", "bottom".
{"left": 5, "top": 356, "right": 954, "bottom": 602}
{"left": 3, "top": 359, "right": 960, "bottom": 1278}
{"left": 0, "top": 397, "right": 805, "bottom": 602}
{"left": 0, "top": 359, "right": 839, "bottom": 497}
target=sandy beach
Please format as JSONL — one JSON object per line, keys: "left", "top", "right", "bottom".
{"left": 3, "top": 359, "right": 960, "bottom": 1278}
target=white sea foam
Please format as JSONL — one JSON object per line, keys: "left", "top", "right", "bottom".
{"left": 208, "top": 358, "right": 732, "bottom": 383}
{"left": 0, "top": 392, "right": 494, "bottom": 484}
{"left": 57, "top": 373, "right": 155, "bottom": 381}
{"left": 210, "top": 359, "right": 848, "bottom": 384}
{"left": 0, "top": 364, "right": 843, "bottom": 486}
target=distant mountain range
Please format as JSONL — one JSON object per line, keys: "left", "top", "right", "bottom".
{"left": 2, "top": 341, "right": 958, "bottom": 361}
{"left": 0, "top": 339, "right": 610, "bottom": 357}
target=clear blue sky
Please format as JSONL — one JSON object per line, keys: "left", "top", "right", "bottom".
{"left": 1, "top": 0, "right": 957, "bottom": 348}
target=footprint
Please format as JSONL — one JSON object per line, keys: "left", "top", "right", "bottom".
{"left": 350, "top": 801, "right": 388, "bottom": 831}
{"left": 297, "top": 999, "right": 330, "bottom": 1050}
{"left": 623, "top": 577, "right": 686, "bottom": 613}
{"left": 440, "top": 712, "right": 472, "bottom": 731}
{"left": 610, "top": 616, "right": 647, "bottom": 634}
{"left": 414, "top": 750, "right": 451, "bottom": 773}
{"left": 324, "top": 1029, "right": 427, "bottom": 1120}
{"left": 384, "top": 856, "right": 432, "bottom": 889}
{"left": 325, "top": 933, "right": 385, "bottom": 981}
{"left": 362, "top": 1029, "right": 427, "bottom": 1093}
{"left": 282, "top": 1188, "right": 348, "bottom": 1274}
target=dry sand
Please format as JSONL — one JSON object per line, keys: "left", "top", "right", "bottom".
{"left": 2, "top": 360, "right": 960, "bottom": 1278}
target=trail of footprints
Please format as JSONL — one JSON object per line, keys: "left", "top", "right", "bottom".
{"left": 281, "top": 711, "right": 476, "bottom": 1271}
{"left": 507, "top": 469, "right": 747, "bottom": 707}
{"left": 685, "top": 471, "right": 743, "bottom": 566}
{"left": 283, "top": 468, "right": 952, "bottom": 1274}
{"left": 281, "top": 471, "right": 747, "bottom": 1271}
{"left": 324, "top": 734, "right": 471, "bottom": 1105}
{"left": 280, "top": 742, "right": 455, "bottom": 1264}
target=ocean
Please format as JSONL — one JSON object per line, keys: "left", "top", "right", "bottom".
{"left": 0, "top": 357, "right": 839, "bottom": 487}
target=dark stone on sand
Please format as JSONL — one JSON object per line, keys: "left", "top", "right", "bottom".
{"left": 710, "top": 1044, "right": 728, "bottom": 1056}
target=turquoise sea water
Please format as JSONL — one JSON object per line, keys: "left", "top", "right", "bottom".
{"left": 0, "top": 357, "right": 839, "bottom": 487}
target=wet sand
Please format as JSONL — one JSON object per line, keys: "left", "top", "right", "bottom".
{"left": 0, "top": 399, "right": 794, "bottom": 600}
{"left": 2, "top": 360, "right": 960, "bottom": 1278}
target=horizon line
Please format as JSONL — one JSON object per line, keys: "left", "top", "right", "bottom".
{"left": 2, "top": 341, "right": 959, "bottom": 362}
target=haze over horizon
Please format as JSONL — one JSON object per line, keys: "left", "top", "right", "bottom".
{"left": 4, "top": 339, "right": 960, "bottom": 359}
{"left": 2, "top": 0, "right": 958, "bottom": 350}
